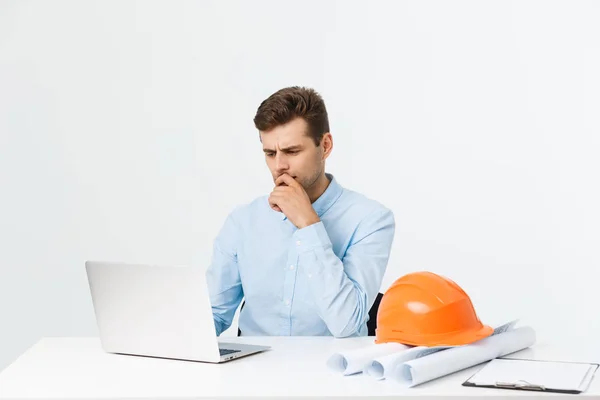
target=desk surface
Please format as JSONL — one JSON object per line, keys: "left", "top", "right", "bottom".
{"left": 1, "top": 336, "right": 599, "bottom": 399}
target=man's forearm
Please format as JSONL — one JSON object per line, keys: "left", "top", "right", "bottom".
{"left": 293, "top": 211, "right": 394, "bottom": 337}
{"left": 302, "top": 249, "right": 369, "bottom": 337}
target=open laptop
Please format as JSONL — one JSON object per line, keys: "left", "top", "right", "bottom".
{"left": 85, "top": 260, "right": 270, "bottom": 363}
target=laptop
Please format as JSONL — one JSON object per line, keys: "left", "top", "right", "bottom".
{"left": 85, "top": 260, "right": 270, "bottom": 363}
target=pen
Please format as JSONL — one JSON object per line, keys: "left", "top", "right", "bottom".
{"left": 495, "top": 381, "right": 545, "bottom": 391}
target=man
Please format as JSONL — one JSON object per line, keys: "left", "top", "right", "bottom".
{"left": 206, "top": 86, "right": 395, "bottom": 338}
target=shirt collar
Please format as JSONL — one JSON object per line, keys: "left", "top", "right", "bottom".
{"left": 277, "top": 173, "right": 343, "bottom": 221}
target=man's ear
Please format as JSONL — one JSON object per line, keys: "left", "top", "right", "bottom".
{"left": 321, "top": 133, "right": 333, "bottom": 160}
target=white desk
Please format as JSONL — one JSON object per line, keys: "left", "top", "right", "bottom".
{"left": 1, "top": 336, "right": 599, "bottom": 399}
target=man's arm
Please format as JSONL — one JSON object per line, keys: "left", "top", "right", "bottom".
{"left": 293, "top": 208, "right": 395, "bottom": 338}
{"left": 205, "top": 211, "right": 243, "bottom": 336}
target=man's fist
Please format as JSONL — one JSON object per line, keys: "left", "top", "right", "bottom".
{"left": 269, "top": 174, "right": 320, "bottom": 229}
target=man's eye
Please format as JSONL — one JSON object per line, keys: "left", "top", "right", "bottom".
{"left": 266, "top": 153, "right": 275, "bottom": 157}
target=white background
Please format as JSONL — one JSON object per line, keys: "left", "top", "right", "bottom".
{"left": 1, "top": 0, "right": 599, "bottom": 372}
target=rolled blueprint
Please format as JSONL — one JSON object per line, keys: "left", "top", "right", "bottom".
{"left": 327, "top": 342, "right": 409, "bottom": 375}
{"left": 391, "top": 326, "right": 536, "bottom": 387}
{"left": 365, "top": 346, "right": 449, "bottom": 380}
{"left": 364, "top": 319, "right": 518, "bottom": 380}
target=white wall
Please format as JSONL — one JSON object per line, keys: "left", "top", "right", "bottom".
{"left": 1, "top": 0, "right": 599, "bottom": 372}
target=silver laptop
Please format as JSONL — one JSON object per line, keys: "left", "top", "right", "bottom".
{"left": 85, "top": 260, "right": 270, "bottom": 363}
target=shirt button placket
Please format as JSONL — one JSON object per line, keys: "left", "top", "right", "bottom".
{"left": 281, "top": 243, "right": 299, "bottom": 335}
{"left": 284, "top": 250, "right": 300, "bottom": 335}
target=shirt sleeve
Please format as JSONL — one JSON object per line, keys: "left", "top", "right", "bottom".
{"left": 293, "top": 207, "right": 395, "bottom": 338}
{"left": 205, "top": 211, "right": 243, "bottom": 336}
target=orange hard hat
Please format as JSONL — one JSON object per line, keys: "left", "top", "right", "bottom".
{"left": 374, "top": 271, "right": 493, "bottom": 347}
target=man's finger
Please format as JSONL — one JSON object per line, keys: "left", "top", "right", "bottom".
{"left": 269, "top": 192, "right": 288, "bottom": 202}
{"left": 273, "top": 186, "right": 292, "bottom": 194}
{"left": 269, "top": 192, "right": 288, "bottom": 211}
{"left": 276, "top": 173, "right": 299, "bottom": 188}
{"left": 268, "top": 195, "right": 282, "bottom": 212}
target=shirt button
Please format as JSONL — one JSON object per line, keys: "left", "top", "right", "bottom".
{"left": 308, "top": 274, "right": 312, "bottom": 278}
{"left": 289, "top": 265, "right": 295, "bottom": 270}
{"left": 284, "top": 299, "right": 290, "bottom": 306}
{"left": 296, "top": 240, "right": 301, "bottom": 246}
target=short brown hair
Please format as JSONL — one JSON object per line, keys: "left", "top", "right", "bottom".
{"left": 253, "top": 86, "right": 330, "bottom": 146}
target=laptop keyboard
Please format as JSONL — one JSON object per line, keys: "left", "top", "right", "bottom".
{"left": 219, "top": 348, "right": 241, "bottom": 356}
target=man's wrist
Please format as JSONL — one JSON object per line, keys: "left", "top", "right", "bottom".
{"left": 297, "top": 214, "right": 320, "bottom": 229}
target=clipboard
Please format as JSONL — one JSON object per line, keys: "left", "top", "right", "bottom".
{"left": 462, "top": 357, "right": 599, "bottom": 394}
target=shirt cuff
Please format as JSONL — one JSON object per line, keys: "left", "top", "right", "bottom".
{"left": 293, "top": 221, "right": 332, "bottom": 253}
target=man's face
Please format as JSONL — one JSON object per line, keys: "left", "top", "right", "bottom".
{"left": 260, "top": 117, "right": 325, "bottom": 191}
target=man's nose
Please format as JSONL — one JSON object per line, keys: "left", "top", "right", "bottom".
{"left": 275, "top": 154, "right": 289, "bottom": 171}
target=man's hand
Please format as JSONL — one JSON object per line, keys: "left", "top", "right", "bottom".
{"left": 269, "top": 174, "right": 320, "bottom": 229}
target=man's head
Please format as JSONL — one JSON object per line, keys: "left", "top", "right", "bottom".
{"left": 253, "top": 86, "right": 333, "bottom": 191}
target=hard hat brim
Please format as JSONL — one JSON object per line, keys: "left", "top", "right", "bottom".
{"left": 375, "top": 323, "right": 495, "bottom": 347}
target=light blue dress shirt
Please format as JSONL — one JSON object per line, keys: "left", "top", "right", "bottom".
{"left": 206, "top": 173, "right": 395, "bottom": 338}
